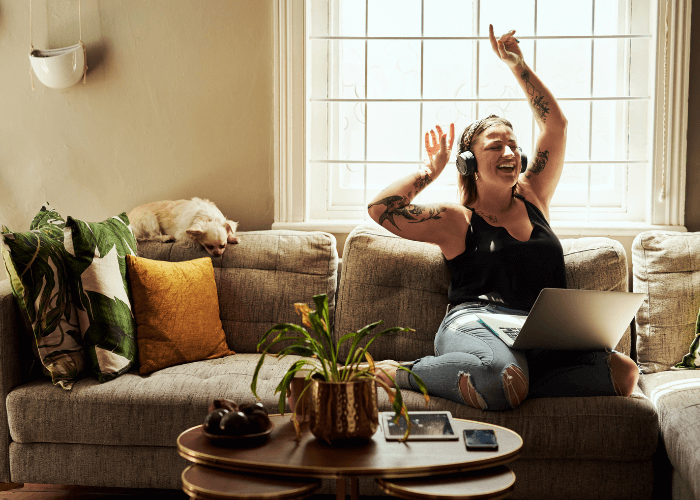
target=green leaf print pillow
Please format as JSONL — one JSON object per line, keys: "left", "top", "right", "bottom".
{"left": 674, "top": 306, "right": 700, "bottom": 369}
{"left": 1, "top": 205, "right": 85, "bottom": 390}
{"left": 64, "top": 213, "right": 138, "bottom": 382}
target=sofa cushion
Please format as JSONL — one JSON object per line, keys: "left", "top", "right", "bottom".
{"left": 632, "top": 231, "right": 700, "bottom": 373}
{"left": 638, "top": 370, "right": 700, "bottom": 499}
{"left": 6, "top": 353, "right": 304, "bottom": 448}
{"left": 394, "top": 385, "right": 658, "bottom": 463}
{"left": 126, "top": 255, "right": 234, "bottom": 375}
{"left": 1, "top": 205, "right": 84, "bottom": 389}
{"left": 64, "top": 213, "right": 138, "bottom": 382}
{"left": 136, "top": 230, "right": 339, "bottom": 354}
{"left": 335, "top": 224, "right": 631, "bottom": 361}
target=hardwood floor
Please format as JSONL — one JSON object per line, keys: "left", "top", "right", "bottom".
{"left": 0, "top": 484, "right": 189, "bottom": 499}
{"left": 0, "top": 485, "right": 348, "bottom": 500}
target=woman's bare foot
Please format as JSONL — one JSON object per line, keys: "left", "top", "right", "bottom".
{"left": 356, "top": 360, "right": 401, "bottom": 388}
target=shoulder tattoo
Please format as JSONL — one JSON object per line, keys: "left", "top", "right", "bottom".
{"left": 527, "top": 148, "right": 549, "bottom": 175}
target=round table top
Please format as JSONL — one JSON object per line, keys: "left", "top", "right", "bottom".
{"left": 181, "top": 464, "right": 321, "bottom": 500}
{"left": 177, "top": 414, "right": 522, "bottom": 480}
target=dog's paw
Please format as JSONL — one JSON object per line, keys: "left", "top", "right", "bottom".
{"left": 158, "top": 235, "right": 176, "bottom": 243}
{"left": 228, "top": 236, "right": 240, "bottom": 244}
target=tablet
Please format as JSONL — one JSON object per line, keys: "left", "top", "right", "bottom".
{"left": 380, "top": 411, "right": 459, "bottom": 441}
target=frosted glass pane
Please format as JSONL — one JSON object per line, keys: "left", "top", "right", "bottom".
{"left": 367, "top": 40, "right": 421, "bottom": 99}
{"left": 368, "top": 0, "right": 421, "bottom": 37}
{"left": 589, "top": 164, "right": 625, "bottom": 208}
{"left": 309, "top": 40, "right": 366, "bottom": 99}
{"left": 366, "top": 163, "right": 417, "bottom": 192}
{"left": 424, "top": 0, "right": 476, "bottom": 37}
{"left": 366, "top": 103, "right": 421, "bottom": 161}
{"left": 592, "top": 39, "right": 625, "bottom": 97}
{"left": 537, "top": 0, "right": 593, "bottom": 36}
{"left": 480, "top": 3, "right": 535, "bottom": 37}
{"left": 591, "top": 100, "right": 626, "bottom": 161}
{"left": 559, "top": 101, "right": 591, "bottom": 161}
{"left": 478, "top": 41, "right": 535, "bottom": 99}
{"left": 535, "top": 40, "right": 592, "bottom": 98}
{"left": 309, "top": 102, "right": 366, "bottom": 161}
{"left": 339, "top": 0, "right": 367, "bottom": 36}
{"left": 423, "top": 41, "right": 475, "bottom": 99}
{"left": 550, "top": 164, "right": 588, "bottom": 207}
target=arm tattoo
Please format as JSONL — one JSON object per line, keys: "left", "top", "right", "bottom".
{"left": 368, "top": 196, "right": 445, "bottom": 231}
{"left": 413, "top": 172, "right": 432, "bottom": 192}
{"left": 521, "top": 70, "right": 550, "bottom": 123}
{"left": 526, "top": 148, "right": 549, "bottom": 176}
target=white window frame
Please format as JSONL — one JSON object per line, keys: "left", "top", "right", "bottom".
{"left": 272, "top": 0, "right": 689, "bottom": 236}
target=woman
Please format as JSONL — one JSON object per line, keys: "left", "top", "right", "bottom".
{"left": 367, "top": 25, "right": 639, "bottom": 410}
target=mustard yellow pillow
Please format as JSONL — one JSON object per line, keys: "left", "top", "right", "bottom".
{"left": 126, "top": 255, "right": 234, "bottom": 375}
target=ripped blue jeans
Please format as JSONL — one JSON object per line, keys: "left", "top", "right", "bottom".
{"left": 398, "top": 302, "right": 618, "bottom": 411}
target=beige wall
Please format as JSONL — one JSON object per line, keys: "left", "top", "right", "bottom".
{"left": 0, "top": 0, "right": 274, "bottom": 234}
{"left": 1, "top": 0, "right": 699, "bottom": 283}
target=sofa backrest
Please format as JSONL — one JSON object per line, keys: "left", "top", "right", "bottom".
{"left": 137, "top": 230, "right": 338, "bottom": 354}
{"left": 633, "top": 231, "right": 700, "bottom": 373}
{"left": 335, "top": 224, "right": 631, "bottom": 362}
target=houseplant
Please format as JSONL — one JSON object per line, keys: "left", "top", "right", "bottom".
{"left": 250, "top": 293, "right": 429, "bottom": 442}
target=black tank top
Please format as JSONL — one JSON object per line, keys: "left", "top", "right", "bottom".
{"left": 446, "top": 193, "right": 567, "bottom": 311}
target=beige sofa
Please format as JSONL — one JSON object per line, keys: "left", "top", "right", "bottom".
{"left": 0, "top": 225, "right": 662, "bottom": 499}
{"left": 633, "top": 231, "right": 700, "bottom": 500}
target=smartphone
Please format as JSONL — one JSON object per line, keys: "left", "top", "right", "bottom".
{"left": 464, "top": 429, "right": 498, "bottom": 451}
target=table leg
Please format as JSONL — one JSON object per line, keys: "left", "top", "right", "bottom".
{"left": 350, "top": 477, "right": 359, "bottom": 500}
{"left": 336, "top": 477, "right": 346, "bottom": 500}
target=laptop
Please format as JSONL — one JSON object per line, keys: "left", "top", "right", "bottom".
{"left": 474, "top": 288, "right": 645, "bottom": 350}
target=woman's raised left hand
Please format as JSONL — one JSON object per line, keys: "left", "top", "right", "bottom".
{"left": 424, "top": 123, "right": 455, "bottom": 176}
{"left": 489, "top": 24, "right": 523, "bottom": 69}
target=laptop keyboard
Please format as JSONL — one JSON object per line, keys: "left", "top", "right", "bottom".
{"left": 501, "top": 327, "right": 520, "bottom": 340}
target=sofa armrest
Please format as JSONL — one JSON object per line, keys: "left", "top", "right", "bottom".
{"left": 0, "top": 280, "right": 26, "bottom": 482}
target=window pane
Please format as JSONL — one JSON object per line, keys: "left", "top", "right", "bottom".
{"left": 424, "top": 0, "right": 476, "bottom": 37}
{"left": 310, "top": 39, "right": 366, "bottom": 100}
{"left": 537, "top": 0, "right": 593, "bottom": 36}
{"left": 479, "top": 2, "right": 535, "bottom": 37}
{"left": 423, "top": 41, "right": 475, "bottom": 99}
{"left": 536, "top": 39, "right": 592, "bottom": 98}
{"left": 590, "top": 164, "right": 625, "bottom": 209}
{"left": 309, "top": 101, "right": 367, "bottom": 161}
{"left": 421, "top": 101, "right": 471, "bottom": 164}
{"left": 478, "top": 40, "right": 535, "bottom": 99}
{"left": 591, "top": 100, "right": 626, "bottom": 161}
{"left": 366, "top": 103, "right": 421, "bottom": 161}
{"left": 559, "top": 101, "right": 591, "bottom": 161}
{"left": 367, "top": 40, "right": 421, "bottom": 99}
{"left": 368, "top": 0, "right": 422, "bottom": 37}
{"left": 550, "top": 164, "right": 588, "bottom": 208}
{"left": 592, "top": 39, "right": 626, "bottom": 97}
{"left": 339, "top": 0, "right": 367, "bottom": 36}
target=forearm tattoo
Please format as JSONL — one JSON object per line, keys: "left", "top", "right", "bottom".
{"left": 524, "top": 148, "right": 549, "bottom": 178}
{"left": 413, "top": 172, "right": 432, "bottom": 192}
{"left": 368, "top": 196, "right": 446, "bottom": 231}
{"left": 521, "top": 70, "right": 550, "bottom": 123}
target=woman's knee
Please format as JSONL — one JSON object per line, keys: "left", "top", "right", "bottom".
{"left": 609, "top": 352, "right": 639, "bottom": 397}
{"left": 458, "top": 363, "right": 528, "bottom": 410}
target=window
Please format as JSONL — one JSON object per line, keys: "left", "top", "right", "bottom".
{"left": 273, "top": 0, "right": 689, "bottom": 233}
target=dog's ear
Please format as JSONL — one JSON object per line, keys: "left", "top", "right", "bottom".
{"left": 186, "top": 224, "right": 204, "bottom": 238}
{"left": 225, "top": 220, "right": 239, "bottom": 244}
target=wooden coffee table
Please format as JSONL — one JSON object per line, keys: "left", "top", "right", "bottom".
{"left": 177, "top": 414, "right": 522, "bottom": 500}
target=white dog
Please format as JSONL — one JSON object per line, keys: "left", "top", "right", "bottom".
{"left": 128, "top": 198, "right": 238, "bottom": 257}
